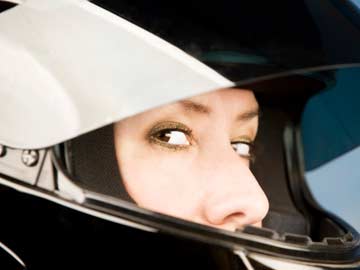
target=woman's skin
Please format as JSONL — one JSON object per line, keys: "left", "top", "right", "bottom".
{"left": 114, "top": 88, "right": 269, "bottom": 231}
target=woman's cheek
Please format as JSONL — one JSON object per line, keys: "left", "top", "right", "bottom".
{"left": 120, "top": 149, "right": 199, "bottom": 212}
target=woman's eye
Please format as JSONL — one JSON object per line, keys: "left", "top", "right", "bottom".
{"left": 231, "top": 141, "right": 254, "bottom": 159}
{"left": 154, "top": 130, "right": 190, "bottom": 146}
{"left": 148, "top": 121, "right": 193, "bottom": 149}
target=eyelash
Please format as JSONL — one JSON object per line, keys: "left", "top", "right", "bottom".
{"left": 148, "top": 121, "right": 256, "bottom": 161}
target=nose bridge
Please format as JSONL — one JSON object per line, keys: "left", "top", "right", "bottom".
{"left": 204, "top": 141, "right": 253, "bottom": 187}
{"left": 202, "top": 146, "right": 269, "bottom": 227}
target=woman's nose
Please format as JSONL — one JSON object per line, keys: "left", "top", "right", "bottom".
{"left": 202, "top": 156, "right": 269, "bottom": 229}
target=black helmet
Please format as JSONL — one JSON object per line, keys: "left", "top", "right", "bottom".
{"left": 0, "top": 0, "right": 360, "bottom": 269}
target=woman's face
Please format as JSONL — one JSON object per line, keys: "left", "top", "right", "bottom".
{"left": 114, "top": 88, "right": 269, "bottom": 231}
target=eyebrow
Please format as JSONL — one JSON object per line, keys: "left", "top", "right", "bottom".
{"left": 180, "top": 100, "right": 211, "bottom": 114}
{"left": 236, "top": 107, "right": 260, "bottom": 121}
{"left": 179, "top": 100, "right": 260, "bottom": 121}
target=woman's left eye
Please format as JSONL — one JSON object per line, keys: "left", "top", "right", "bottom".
{"left": 231, "top": 141, "right": 254, "bottom": 159}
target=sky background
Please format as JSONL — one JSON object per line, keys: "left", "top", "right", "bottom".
{"left": 306, "top": 146, "right": 360, "bottom": 231}
{"left": 301, "top": 66, "right": 360, "bottom": 232}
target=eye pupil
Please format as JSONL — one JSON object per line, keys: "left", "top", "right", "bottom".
{"left": 158, "top": 131, "right": 171, "bottom": 143}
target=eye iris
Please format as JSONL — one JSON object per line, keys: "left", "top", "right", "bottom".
{"left": 158, "top": 130, "right": 189, "bottom": 145}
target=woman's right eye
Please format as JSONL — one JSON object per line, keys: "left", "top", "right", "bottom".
{"left": 155, "top": 129, "right": 190, "bottom": 146}
{"left": 148, "top": 121, "right": 193, "bottom": 149}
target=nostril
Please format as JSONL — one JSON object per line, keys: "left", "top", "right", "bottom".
{"left": 203, "top": 199, "right": 249, "bottom": 226}
{"left": 223, "top": 212, "right": 247, "bottom": 226}
{"left": 224, "top": 211, "right": 264, "bottom": 229}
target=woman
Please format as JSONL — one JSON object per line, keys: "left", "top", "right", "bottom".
{"left": 114, "top": 88, "right": 269, "bottom": 231}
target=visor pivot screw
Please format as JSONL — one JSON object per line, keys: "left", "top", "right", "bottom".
{"left": 0, "top": 145, "right": 6, "bottom": 157}
{"left": 21, "top": 150, "right": 39, "bottom": 167}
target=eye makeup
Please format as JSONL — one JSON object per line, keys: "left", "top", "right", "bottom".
{"left": 146, "top": 121, "right": 257, "bottom": 161}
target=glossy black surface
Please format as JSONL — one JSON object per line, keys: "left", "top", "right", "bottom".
{"left": 92, "top": 0, "right": 360, "bottom": 81}
{"left": 0, "top": 186, "right": 242, "bottom": 270}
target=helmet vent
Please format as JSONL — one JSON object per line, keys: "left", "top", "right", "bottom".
{"left": 283, "top": 233, "right": 312, "bottom": 245}
{"left": 242, "top": 225, "right": 356, "bottom": 249}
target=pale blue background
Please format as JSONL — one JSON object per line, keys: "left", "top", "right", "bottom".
{"left": 306, "top": 146, "right": 360, "bottom": 231}
{"left": 302, "top": 66, "right": 360, "bottom": 232}
{"left": 352, "top": 0, "right": 360, "bottom": 7}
